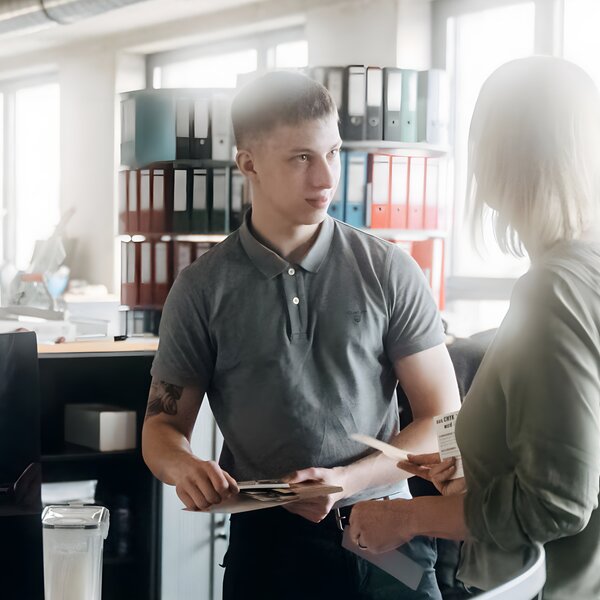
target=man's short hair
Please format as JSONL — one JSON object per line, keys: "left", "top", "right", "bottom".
{"left": 231, "top": 70, "right": 338, "bottom": 148}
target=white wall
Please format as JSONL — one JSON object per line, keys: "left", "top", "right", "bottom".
{"left": 59, "top": 46, "right": 118, "bottom": 288}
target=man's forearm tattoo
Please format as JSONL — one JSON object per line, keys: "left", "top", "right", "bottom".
{"left": 146, "top": 380, "right": 183, "bottom": 418}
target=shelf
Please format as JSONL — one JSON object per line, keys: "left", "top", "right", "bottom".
{"left": 362, "top": 228, "right": 447, "bottom": 241}
{"left": 116, "top": 233, "right": 228, "bottom": 243}
{"left": 121, "top": 159, "right": 236, "bottom": 170}
{"left": 342, "top": 140, "right": 449, "bottom": 157}
{"left": 42, "top": 444, "right": 139, "bottom": 462}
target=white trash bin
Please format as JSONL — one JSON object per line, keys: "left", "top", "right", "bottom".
{"left": 42, "top": 505, "right": 110, "bottom": 600}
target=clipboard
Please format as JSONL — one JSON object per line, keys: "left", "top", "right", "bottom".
{"left": 342, "top": 528, "right": 424, "bottom": 591}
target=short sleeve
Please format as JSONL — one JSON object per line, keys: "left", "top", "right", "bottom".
{"left": 150, "top": 268, "right": 215, "bottom": 389}
{"left": 384, "top": 244, "right": 445, "bottom": 361}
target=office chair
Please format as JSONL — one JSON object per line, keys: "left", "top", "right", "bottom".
{"left": 475, "top": 543, "right": 546, "bottom": 600}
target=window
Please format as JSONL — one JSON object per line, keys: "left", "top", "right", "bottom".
{"left": 149, "top": 27, "right": 308, "bottom": 90}
{"left": 449, "top": 2, "right": 535, "bottom": 279}
{"left": 156, "top": 49, "right": 258, "bottom": 89}
{"left": 563, "top": 0, "right": 600, "bottom": 89}
{"left": 434, "top": 1, "right": 537, "bottom": 335}
{"left": 1, "top": 79, "right": 60, "bottom": 272}
{"left": 267, "top": 40, "right": 309, "bottom": 69}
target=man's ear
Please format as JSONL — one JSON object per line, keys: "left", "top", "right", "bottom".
{"left": 236, "top": 149, "right": 257, "bottom": 180}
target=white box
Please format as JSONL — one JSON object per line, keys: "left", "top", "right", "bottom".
{"left": 64, "top": 404, "right": 137, "bottom": 451}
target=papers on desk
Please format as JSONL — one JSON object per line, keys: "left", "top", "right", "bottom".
{"left": 349, "top": 433, "right": 410, "bottom": 462}
{"left": 192, "top": 481, "right": 343, "bottom": 514}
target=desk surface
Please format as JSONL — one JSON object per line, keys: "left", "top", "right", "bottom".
{"left": 38, "top": 338, "right": 158, "bottom": 355}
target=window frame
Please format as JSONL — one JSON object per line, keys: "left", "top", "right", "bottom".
{"left": 145, "top": 25, "right": 307, "bottom": 89}
{"left": 0, "top": 72, "right": 58, "bottom": 266}
{"left": 432, "top": 0, "right": 564, "bottom": 303}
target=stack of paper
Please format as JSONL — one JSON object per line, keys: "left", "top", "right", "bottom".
{"left": 195, "top": 481, "right": 343, "bottom": 514}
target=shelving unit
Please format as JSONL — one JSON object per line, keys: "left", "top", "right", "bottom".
{"left": 38, "top": 346, "right": 160, "bottom": 600}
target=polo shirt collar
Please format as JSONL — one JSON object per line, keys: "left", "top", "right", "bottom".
{"left": 239, "top": 210, "right": 334, "bottom": 278}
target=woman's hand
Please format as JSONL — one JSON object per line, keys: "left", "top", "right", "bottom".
{"left": 349, "top": 499, "right": 416, "bottom": 554}
{"left": 399, "top": 452, "right": 467, "bottom": 496}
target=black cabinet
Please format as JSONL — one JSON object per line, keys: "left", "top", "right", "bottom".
{"left": 39, "top": 349, "right": 161, "bottom": 600}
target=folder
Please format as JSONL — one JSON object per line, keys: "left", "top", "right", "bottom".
{"left": 174, "top": 241, "right": 194, "bottom": 278}
{"left": 191, "top": 169, "right": 208, "bottom": 233}
{"left": 210, "top": 168, "right": 229, "bottom": 232}
{"left": 390, "top": 156, "right": 409, "bottom": 229}
{"left": 121, "top": 242, "right": 138, "bottom": 308}
{"left": 191, "top": 96, "right": 211, "bottom": 159}
{"left": 139, "top": 241, "right": 153, "bottom": 306}
{"left": 151, "top": 167, "right": 174, "bottom": 233}
{"left": 211, "top": 93, "right": 232, "bottom": 161}
{"left": 344, "top": 152, "right": 367, "bottom": 227}
{"left": 383, "top": 68, "right": 402, "bottom": 142}
{"left": 411, "top": 238, "right": 445, "bottom": 308}
{"left": 311, "top": 66, "right": 327, "bottom": 86}
{"left": 198, "top": 483, "right": 343, "bottom": 514}
{"left": 423, "top": 158, "right": 439, "bottom": 229}
{"left": 417, "top": 69, "right": 449, "bottom": 145}
{"left": 369, "top": 155, "right": 391, "bottom": 228}
{"left": 400, "top": 69, "right": 418, "bottom": 143}
{"left": 328, "top": 150, "right": 347, "bottom": 221}
{"left": 230, "top": 169, "right": 245, "bottom": 231}
{"left": 342, "top": 65, "right": 367, "bottom": 140}
{"left": 127, "top": 170, "right": 139, "bottom": 232}
{"left": 118, "top": 171, "right": 128, "bottom": 234}
{"left": 175, "top": 97, "right": 191, "bottom": 159}
{"left": 139, "top": 169, "right": 151, "bottom": 233}
{"left": 318, "top": 67, "right": 345, "bottom": 128}
{"left": 120, "top": 241, "right": 128, "bottom": 306}
{"left": 153, "top": 241, "right": 173, "bottom": 306}
{"left": 366, "top": 66, "right": 383, "bottom": 141}
{"left": 120, "top": 97, "right": 136, "bottom": 168}
{"left": 173, "top": 168, "right": 190, "bottom": 233}
{"left": 407, "top": 157, "right": 426, "bottom": 229}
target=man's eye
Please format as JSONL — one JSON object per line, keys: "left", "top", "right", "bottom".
{"left": 330, "top": 149, "right": 339, "bottom": 158}
{"left": 298, "top": 154, "right": 309, "bottom": 162}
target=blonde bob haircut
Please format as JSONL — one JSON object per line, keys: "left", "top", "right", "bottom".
{"left": 467, "top": 56, "right": 600, "bottom": 257}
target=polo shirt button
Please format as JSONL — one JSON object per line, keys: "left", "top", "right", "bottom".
{"left": 292, "top": 297, "right": 300, "bottom": 305}
{"left": 288, "top": 268, "right": 296, "bottom": 276}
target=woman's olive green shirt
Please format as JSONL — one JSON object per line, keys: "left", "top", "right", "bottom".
{"left": 456, "top": 240, "right": 600, "bottom": 599}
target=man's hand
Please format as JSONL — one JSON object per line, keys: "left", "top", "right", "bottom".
{"left": 173, "top": 454, "right": 239, "bottom": 511}
{"left": 282, "top": 466, "right": 347, "bottom": 523}
{"left": 349, "top": 499, "right": 416, "bottom": 554}
{"left": 399, "top": 453, "right": 466, "bottom": 496}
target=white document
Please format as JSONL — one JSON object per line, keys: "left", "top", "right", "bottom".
{"left": 434, "top": 411, "right": 464, "bottom": 479}
{"left": 342, "top": 528, "right": 424, "bottom": 591}
{"left": 350, "top": 433, "right": 410, "bottom": 462}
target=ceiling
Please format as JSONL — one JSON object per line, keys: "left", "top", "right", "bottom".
{"left": 0, "top": 0, "right": 266, "bottom": 59}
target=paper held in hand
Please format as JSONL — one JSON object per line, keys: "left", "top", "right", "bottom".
{"left": 349, "top": 433, "right": 410, "bottom": 462}
{"left": 434, "top": 410, "right": 464, "bottom": 479}
{"left": 189, "top": 481, "right": 343, "bottom": 514}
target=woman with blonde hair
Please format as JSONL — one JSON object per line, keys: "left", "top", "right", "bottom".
{"left": 349, "top": 56, "right": 600, "bottom": 598}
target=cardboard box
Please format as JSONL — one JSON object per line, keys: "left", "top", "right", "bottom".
{"left": 64, "top": 404, "right": 136, "bottom": 452}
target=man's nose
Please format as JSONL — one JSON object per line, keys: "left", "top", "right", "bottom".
{"left": 311, "top": 156, "right": 338, "bottom": 190}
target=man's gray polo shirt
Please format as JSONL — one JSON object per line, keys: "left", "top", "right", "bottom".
{"left": 151, "top": 212, "right": 444, "bottom": 503}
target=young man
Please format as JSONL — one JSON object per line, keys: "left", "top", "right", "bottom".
{"left": 142, "top": 71, "right": 460, "bottom": 599}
